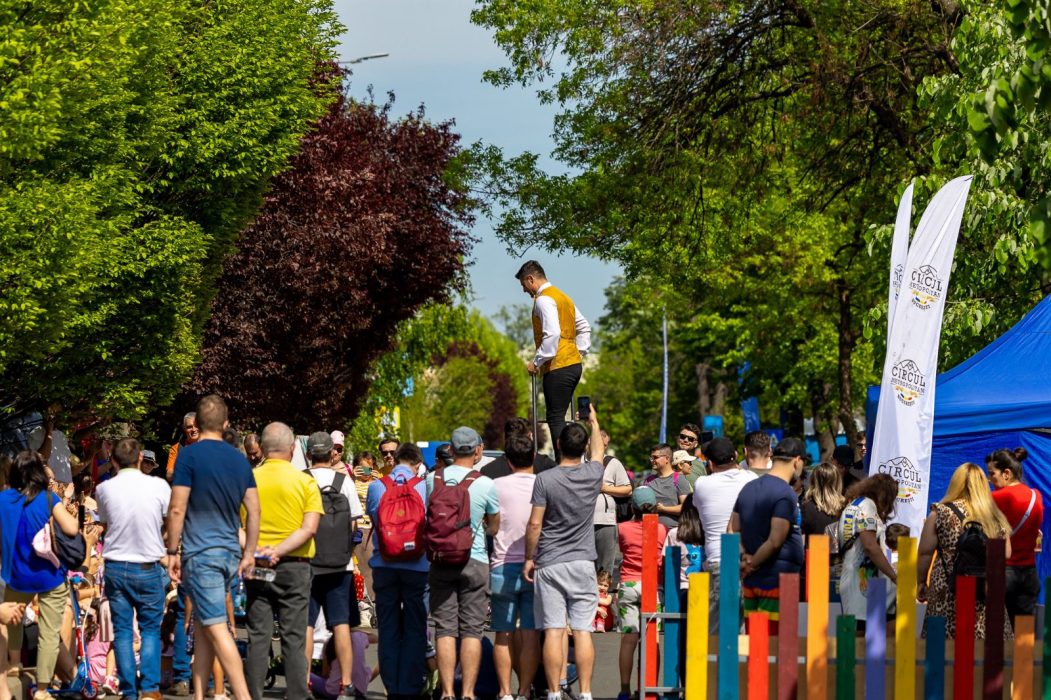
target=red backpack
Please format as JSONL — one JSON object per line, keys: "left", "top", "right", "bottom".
{"left": 424, "top": 469, "right": 479, "bottom": 566}
{"left": 376, "top": 475, "right": 426, "bottom": 562}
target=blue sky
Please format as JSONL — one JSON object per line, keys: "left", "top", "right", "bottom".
{"left": 332, "top": 0, "right": 622, "bottom": 326}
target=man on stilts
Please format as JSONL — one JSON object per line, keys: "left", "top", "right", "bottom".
{"left": 515, "top": 260, "right": 592, "bottom": 457}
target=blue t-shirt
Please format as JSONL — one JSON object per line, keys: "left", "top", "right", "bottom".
{"left": 0, "top": 489, "right": 65, "bottom": 593}
{"left": 172, "top": 440, "right": 255, "bottom": 559}
{"left": 733, "top": 475, "right": 804, "bottom": 589}
{"left": 366, "top": 466, "right": 429, "bottom": 572}
{"left": 426, "top": 466, "right": 500, "bottom": 565}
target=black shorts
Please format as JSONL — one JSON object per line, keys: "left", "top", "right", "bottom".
{"left": 308, "top": 570, "right": 360, "bottom": 628}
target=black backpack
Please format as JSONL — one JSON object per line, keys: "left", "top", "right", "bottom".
{"left": 941, "top": 502, "right": 989, "bottom": 602}
{"left": 308, "top": 471, "right": 354, "bottom": 573}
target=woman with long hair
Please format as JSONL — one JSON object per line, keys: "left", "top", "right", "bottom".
{"left": 801, "top": 463, "right": 846, "bottom": 536}
{"left": 916, "top": 462, "right": 1012, "bottom": 639}
{"left": 0, "top": 450, "right": 81, "bottom": 698}
{"left": 837, "top": 474, "right": 899, "bottom": 627}
{"left": 986, "top": 447, "right": 1043, "bottom": 627}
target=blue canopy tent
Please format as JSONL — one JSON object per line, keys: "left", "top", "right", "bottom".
{"left": 866, "top": 294, "right": 1051, "bottom": 585}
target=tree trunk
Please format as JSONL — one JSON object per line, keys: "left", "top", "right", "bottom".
{"left": 810, "top": 381, "right": 836, "bottom": 461}
{"left": 712, "top": 381, "right": 728, "bottom": 417}
{"left": 837, "top": 280, "right": 860, "bottom": 449}
{"left": 696, "top": 362, "right": 709, "bottom": 426}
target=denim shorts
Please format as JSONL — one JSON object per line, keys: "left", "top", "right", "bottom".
{"left": 308, "top": 570, "right": 359, "bottom": 628}
{"left": 490, "top": 563, "right": 535, "bottom": 632}
{"left": 182, "top": 548, "right": 239, "bottom": 626}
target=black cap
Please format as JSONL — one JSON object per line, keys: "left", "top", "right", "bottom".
{"left": 832, "top": 445, "right": 855, "bottom": 468}
{"left": 702, "top": 437, "right": 737, "bottom": 466}
{"left": 772, "top": 437, "right": 806, "bottom": 460}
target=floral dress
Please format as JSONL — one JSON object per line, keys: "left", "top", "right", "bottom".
{"left": 924, "top": 500, "right": 1012, "bottom": 640}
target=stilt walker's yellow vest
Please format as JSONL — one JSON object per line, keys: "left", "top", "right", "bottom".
{"left": 532, "top": 285, "right": 582, "bottom": 374}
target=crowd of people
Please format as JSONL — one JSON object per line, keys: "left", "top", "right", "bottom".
{"left": 0, "top": 392, "right": 1043, "bottom": 700}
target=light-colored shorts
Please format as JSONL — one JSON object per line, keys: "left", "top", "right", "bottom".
{"left": 533, "top": 560, "right": 597, "bottom": 631}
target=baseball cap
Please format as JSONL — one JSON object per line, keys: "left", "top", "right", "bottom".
{"left": 832, "top": 445, "right": 855, "bottom": 467}
{"left": 773, "top": 436, "right": 806, "bottom": 460}
{"left": 450, "top": 426, "right": 482, "bottom": 455}
{"left": 632, "top": 486, "right": 658, "bottom": 510}
{"left": 330, "top": 430, "right": 345, "bottom": 448}
{"left": 141, "top": 450, "right": 157, "bottom": 464}
{"left": 306, "top": 431, "right": 334, "bottom": 457}
{"left": 702, "top": 437, "right": 737, "bottom": 466}
{"left": 671, "top": 450, "right": 693, "bottom": 466}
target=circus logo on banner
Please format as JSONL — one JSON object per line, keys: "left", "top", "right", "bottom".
{"left": 909, "top": 264, "right": 944, "bottom": 310}
{"left": 870, "top": 175, "right": 972, "bottom": 533}
{"left": 892, "top": 264, "right": 905, "bottom": 301}
{"left": 876, "top": 456, "right": 922, "bottom": 503}
{"left": 891, "top": 359, "right": 926, "bottom": 406}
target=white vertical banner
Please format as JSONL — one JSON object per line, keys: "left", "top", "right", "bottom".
{"left": 888, "top": 181, "right": 914, "bottom": 333}
{"left": 870, "top": 175, "right": 973, "bottom": 531}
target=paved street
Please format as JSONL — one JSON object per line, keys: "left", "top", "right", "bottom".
{"left": 205, "top": 629, "right": 629, "bottom": 700}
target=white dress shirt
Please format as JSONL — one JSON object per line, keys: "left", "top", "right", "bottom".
{"left": 532, "top": 281, "right": 592, "bottom": 368}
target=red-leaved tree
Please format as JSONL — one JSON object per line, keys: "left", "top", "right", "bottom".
{"left": 186, "top": 89, "right": 474, "bottom": 428}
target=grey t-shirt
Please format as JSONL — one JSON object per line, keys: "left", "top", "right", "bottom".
{"left": 532, "top": 460, "right": 604, "bottom": 567}
{"left": 646, "top": 471, "right": 694, "bottom": 529}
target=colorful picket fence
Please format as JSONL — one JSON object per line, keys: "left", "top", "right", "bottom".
{"left": 635, "top": 515, "right": 1046, "bottom": 699}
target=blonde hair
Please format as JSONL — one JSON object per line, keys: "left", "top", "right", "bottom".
{"left": 803, "top": 462, "right": 846, "bottom": 517}
{"left": 941, "top": 462, "right": 1010, "bottom": 538}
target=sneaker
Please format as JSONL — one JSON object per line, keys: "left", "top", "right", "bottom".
{"left": 102, "top": 676, "right": 119, "bottom": 696}
{"left": 170, "top": 682, "right": 190, "bottom": 697}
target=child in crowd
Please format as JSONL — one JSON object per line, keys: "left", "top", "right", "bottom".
{"left": 616, "top": 487, "right": 668, "bottom": 700}
{"left": 593, "top": 571, "right": 614, "bottom": 633}
{"left": 310, "top": 632, "right": 378, "bottom": 699}
{"left": 885, "top": 523, "right": 910, "bottom": 570}
{"left": 666, "top": 498, "right": 705, "bottom": 594}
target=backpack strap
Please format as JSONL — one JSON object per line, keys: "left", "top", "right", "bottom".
{"left": 945, "top": 502, "right": 966, "bottom": 523}
{"left": 332, "top": 472, "right": 346, "bottom": 493}
{"left": 1011, "top": 489, "right": 1038, "bottom": 536}
{"left": 455, "top": 470, "right": 481, "bottom": 491}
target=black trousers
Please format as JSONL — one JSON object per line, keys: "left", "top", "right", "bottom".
{"left": 1005, "top": 565, "right": 1040, "bottom": 626}
{"left": 543, "top": 363, "right": 582, "bottom": 453}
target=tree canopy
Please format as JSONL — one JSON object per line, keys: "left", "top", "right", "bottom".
{"left": 0, "top": 0, "right": 339, "bottom": 422}
{"left": 188, "top": 91, "right": 475, "bottom": 429}
{"left": 471, "top": 0, "right": 1050, "bottom": 449}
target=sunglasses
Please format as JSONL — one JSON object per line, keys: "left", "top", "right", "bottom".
{"left": 381, "top": 450, "right": 396, "bottom": 457}
{"left": 678, "top": 433, "right": 698, "bottom": 442}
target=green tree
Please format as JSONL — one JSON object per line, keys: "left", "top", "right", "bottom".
{"left": 471, "top": 0, "right": 1048, "bottom": 448}
{"left": 0, "top": 0, "right": 339, "bottom": 421}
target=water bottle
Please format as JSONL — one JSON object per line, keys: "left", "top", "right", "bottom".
{"left": 233, "top": 578, "right": 247, "bottom": 616}
{"left": 248, "top": 566, "right": 277, "bottom": 582}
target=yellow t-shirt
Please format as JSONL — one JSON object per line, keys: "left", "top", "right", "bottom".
{"left": 249, "top": 459, "right": 324, "bottom": 559}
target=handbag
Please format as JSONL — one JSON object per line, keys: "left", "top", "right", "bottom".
{"left": 43, "top": 493, "right": 87, "bottom": 570}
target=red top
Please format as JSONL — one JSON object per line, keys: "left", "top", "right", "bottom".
{"left": 617, "top": 520, "right": 668, "bottom": 583}
{"left": 992, "top": 483, "right": 1044, "bottom": 567}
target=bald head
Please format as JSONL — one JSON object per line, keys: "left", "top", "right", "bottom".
{"left": 260, "top": 422, "right": 295, "bottom": 460}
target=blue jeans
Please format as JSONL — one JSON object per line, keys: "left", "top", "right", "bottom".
{"left": 373, "top": 567, "right": 429, "bottom": 696}
{"left": 171, "top": 586, "right": 190, "bottom": 684}
{"left": 490, "top": 563, "right": 535, "bottom": 632}
{"left": 104, "top": 561, "right": 168, "bottom": 696}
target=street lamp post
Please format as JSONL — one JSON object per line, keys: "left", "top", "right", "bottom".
{"left": 338, "top": 53, "right": 389, "bottom": 65}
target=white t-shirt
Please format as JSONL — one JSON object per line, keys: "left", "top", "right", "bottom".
{"left": 96, "top": 469, "right": 171, "bottom": 563}
{"left": 593, "top": 457, "right": 630, "bottom": 525}
{"left": 691, "top": 468, "right": 758, "bottom": 569}
{"left": 310, "top": 467, "right": 365, "bottom": 571}
{"left": 491, "top": 472, "right": 536, "bottom": 568}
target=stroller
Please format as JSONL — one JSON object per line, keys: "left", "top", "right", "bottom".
{"left": 35, "top": 573, "right": 98, "bottom": 699}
